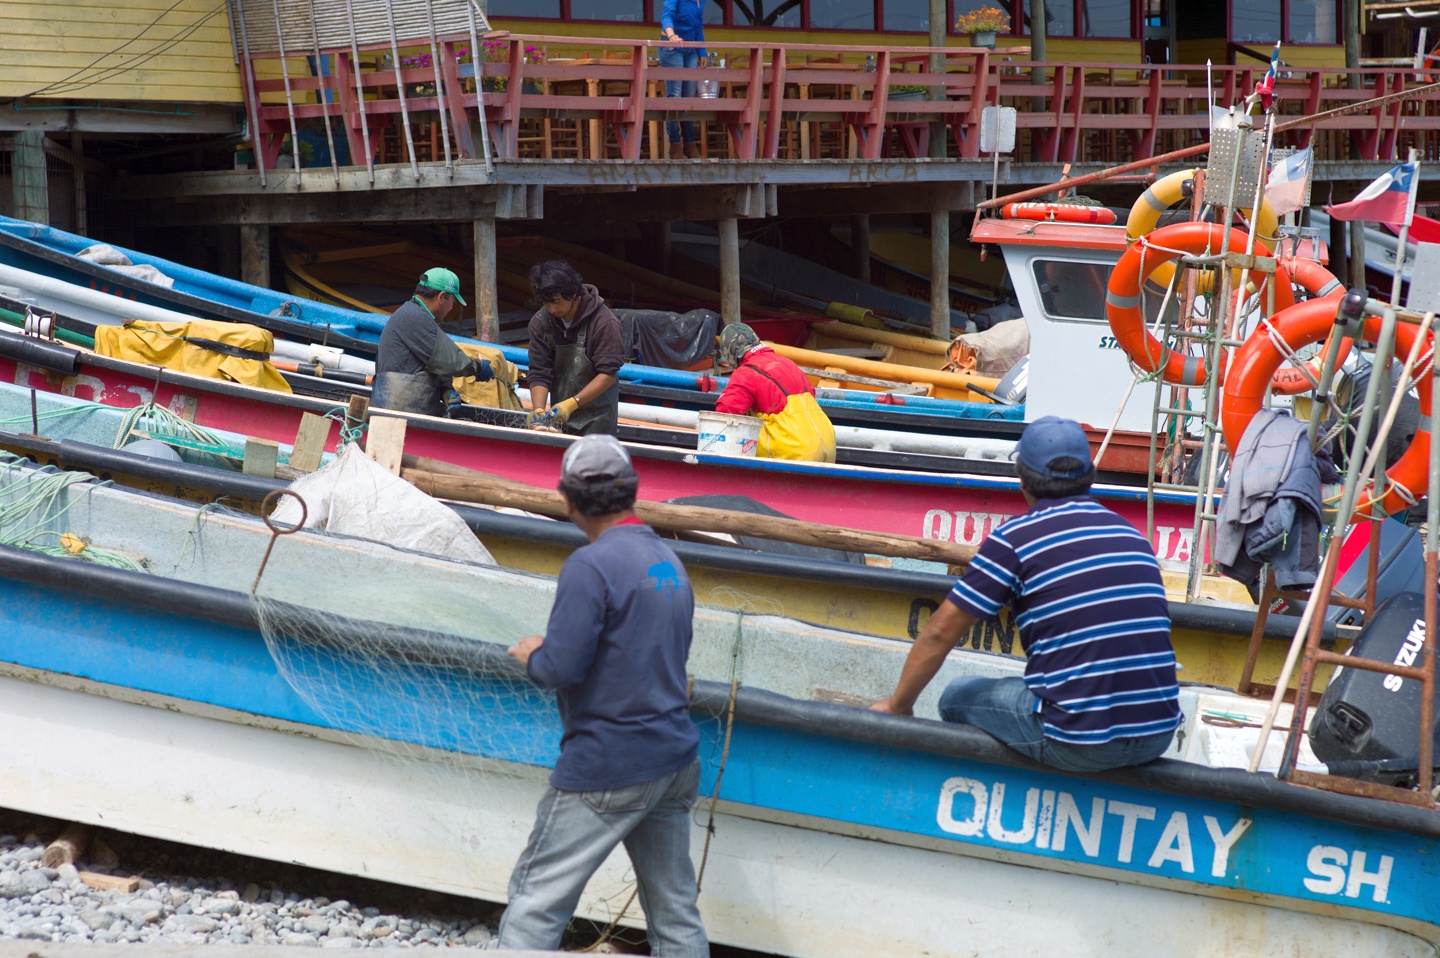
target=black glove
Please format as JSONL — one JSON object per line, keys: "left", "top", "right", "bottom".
{"left": 470, "top": 358, "right": 494, "bottom": 383}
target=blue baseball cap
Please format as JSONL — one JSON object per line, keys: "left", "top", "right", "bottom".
{"left": 1015, "top": 416, "right": 1093, "bottom": 479}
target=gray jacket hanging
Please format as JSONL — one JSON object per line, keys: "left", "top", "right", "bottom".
{"left": 1215, "top": 409, "right": 1332, "bottom": 595}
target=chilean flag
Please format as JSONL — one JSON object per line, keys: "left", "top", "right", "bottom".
{"left": 1325, "top": 162, "right": 1419, "bottom": 224}
{"left": 1265, "top": 147, "right": 1311, "bottom": 216}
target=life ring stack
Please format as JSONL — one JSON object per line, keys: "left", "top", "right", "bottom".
{"left": 1102, "top": 171, "right": 1436, "bottom": 524}
{"left": 1104, "top": 221, "right": 1294, "bottom": 386}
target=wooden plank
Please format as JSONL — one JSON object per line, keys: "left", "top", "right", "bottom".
{"left": 78, "top": 872, "right": 139, "bottom": 893}
{"left": 289, "top": 412, "right": 330, "bottom": 474}
{"left": 347, "top": 394, "right": 370, "bottom": 425}
{"left": 365, "top": 416, "right": 407, "bottom": 476}
{"left": 242, "top": 437, "right": 280, "bottom": 478}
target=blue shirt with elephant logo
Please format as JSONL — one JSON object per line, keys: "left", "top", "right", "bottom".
{"left": 527, "top": 523, "right": 699, "bottom": 791}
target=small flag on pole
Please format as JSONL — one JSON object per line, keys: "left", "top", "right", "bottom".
{"left": 1265, "top": 147, "right": 1312, "bottom": 216}
{"left": 1324, "top": 162, "right": 1420, "bottom": 224}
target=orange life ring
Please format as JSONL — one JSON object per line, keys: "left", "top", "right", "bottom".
{"left": 1269, "top": 258, "right": 1349, "bottom": 396}
{"left": 1222, "top": 297, "right": 1434, "bottom": 520}
{"left": 1001, "top": 202, "right": 1118, "bottom": 225}
{"left": 1105, "top": 221, "right": 1296, "bottom": 386}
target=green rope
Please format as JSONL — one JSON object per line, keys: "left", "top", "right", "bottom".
{"left": 0, "top": 454, "right": 146, "bottom": 572}
{"left": 113, "top": 403, "right": 238, "bottom": 471}
{"left": 324, "top": 405, "right": 367, "bottom": 450}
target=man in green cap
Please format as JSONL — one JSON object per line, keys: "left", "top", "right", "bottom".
{"left": 374, "top": 268, "right": 493, "bottom": 416}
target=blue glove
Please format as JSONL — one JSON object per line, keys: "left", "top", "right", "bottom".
{"left": 470, "top": 358, "right": 494, "bottom": 382}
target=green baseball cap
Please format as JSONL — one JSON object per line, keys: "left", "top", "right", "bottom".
{"left": 419, "top": 267, "right": 466, "bottom": 305}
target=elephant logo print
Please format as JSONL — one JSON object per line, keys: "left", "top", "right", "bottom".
{"left": 644, "top": 560, "right": 683, "bottom": 592}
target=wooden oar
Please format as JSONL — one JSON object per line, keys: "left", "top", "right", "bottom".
{"left": 400, "top": 453, "right": 976, "bottom": 567}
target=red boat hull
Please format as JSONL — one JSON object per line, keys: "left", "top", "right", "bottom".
{"left": 5, "top": 353, "right": 1206, "bottom": 564}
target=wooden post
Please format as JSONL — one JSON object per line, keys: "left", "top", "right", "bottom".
{"left": 240, "top": 224, "right": 271, "bottom": 289}
{"left": 851, "top": 214, "right": 871, "bottom": 283}
{"left": 930, "top": 209, "right": 951, "bottom": 340}
{"left": 243, "top": 437, "right": 280, "bottom": 478}
{"left": 1348, "top": 221, "right": 1367, "bottom": 291}
{"left": 928, "top": 0, "right": 947, "bottom": 160}
{"left": 474, "top": 216, "right": 500, "bottom": 342}
{"left": 289, "top": 412, "right": 331, "bottom": 473}
{"left": 1030, "top": 0, "right": 1048, "bottom": 121}
{"left": 42, "top": 824, "right": 92, "bottom": 868}
{"left": 719, "top": 216, "right": 741, "bottom": 326}
{"left": 12, "top": 130, "right": 49, "bottom": 225}
{"left": 70, "top": 133, "right": 86, "bottom": 235}
{"left": 401, "top": 454, "right": 980, "bottom": 566}
{"left": 365, "top": 415, "right": 407, "bottom": 475}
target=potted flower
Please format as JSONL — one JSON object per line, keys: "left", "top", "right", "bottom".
{"left": 954, "top": 6, "right": 1009, "bottom": 48}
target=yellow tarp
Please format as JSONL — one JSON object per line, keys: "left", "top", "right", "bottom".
{"left": 455, "top": 342, "right": 523, "bottom": 411}
{"left": 94, "top": 319, "right": 292, "bottom": 393}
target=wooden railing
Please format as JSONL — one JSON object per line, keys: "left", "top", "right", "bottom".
{"left": 240, "top": 34, "right": 1440, "bottom": 172}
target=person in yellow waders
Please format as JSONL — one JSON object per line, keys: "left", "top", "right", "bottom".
{"left": 713, "top": 323, "right": 836, "bottom": 462}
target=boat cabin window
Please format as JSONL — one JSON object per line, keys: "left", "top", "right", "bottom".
{"left": 1032, "top": 259, "right": 1109, "bottom": 322}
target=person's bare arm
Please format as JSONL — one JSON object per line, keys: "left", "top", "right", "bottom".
{"left": 870, "top": 600, "right": 978, "bottom": 716}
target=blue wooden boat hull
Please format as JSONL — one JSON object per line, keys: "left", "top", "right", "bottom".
{"left": 0, "top": 537, "right": 1435, "bottom": 955}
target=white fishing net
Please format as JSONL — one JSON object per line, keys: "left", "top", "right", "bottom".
{"left": 248, "top": 536, "right": 561, "bottom": 774}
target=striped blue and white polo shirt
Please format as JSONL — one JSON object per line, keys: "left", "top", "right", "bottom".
{"left": 948, "top": 496, "right": 1181, "bottom": 745}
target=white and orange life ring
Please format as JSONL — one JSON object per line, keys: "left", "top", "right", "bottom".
{"left": 1269, "top": 258, "right": 1349, "bottom": 395}
{"left": 1001, "top": 202, "right": 1118, "bottom": 225}
{"left": 1106, "top": 221, "right": 1295, "bottom": 386}
{"left": 1126, "top": 168, "right": 1281, "bottom": 294}
{"left": 1222, "top": 297, "right": 1434, "bottom": 520}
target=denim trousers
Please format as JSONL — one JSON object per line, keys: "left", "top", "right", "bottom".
{"left": 658, "top": 46, "right": 700, "bottom": 144}
{"left": 497, "top": 759, "right": 708, "bottom": 957}
{"left": 938, "top": 676, "right": 1174, "bottom": 772}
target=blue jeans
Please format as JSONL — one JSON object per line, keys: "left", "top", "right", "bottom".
{"left": 659, "top": 46, "right": 700, "bottom": 144}
{"left": 498, "top": 760, "right": 708, "bottom": 957}
{"left": 938, "top": 676, "right": 1174, "bottom": 773}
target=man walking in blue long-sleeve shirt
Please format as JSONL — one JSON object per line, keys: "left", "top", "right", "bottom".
{"left": 499, "top": 435, "right": 708, "bottom": 957}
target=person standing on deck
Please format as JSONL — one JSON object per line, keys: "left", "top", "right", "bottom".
{"left": 870, "top": 416, "right": 1181, "bottom": 772}
{"left": 526, "top": 261, "right": 624, "bottom": 436}
{"left": 660, "top": 0, "right": 706, "bottom": 158}
{"left": 500, "top": 436, "right": 708, "bottom": 958}
{"left": 713, "top": 323, "right": 836, "bottom": 462}
{"left": 373, "top": 268, "right": 493, "bottom": 416}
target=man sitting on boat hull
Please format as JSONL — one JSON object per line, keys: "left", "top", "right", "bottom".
{"left": 372, "top": 267, "right": 492, "bottom": 417}
{"left": 872, "top": 416, "right": 1181, "bottom": 772}
{"left": 713, "top": 323, "right": 836, "bottom": 463}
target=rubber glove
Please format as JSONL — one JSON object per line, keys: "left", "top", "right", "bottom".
{"left": 695, "top": 374, "right": 718, "bottom": 392}
{"left": 469, "top": 358, "right": 494, "bottom": 382}
{"left": 548, "top": 396, "right": 581, "bottom": 427}
{"left": 526, "top": 405, "right": 551, "bottom": 427}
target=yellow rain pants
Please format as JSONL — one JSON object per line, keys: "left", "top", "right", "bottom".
{"left": 756, "top": 391, "right": 836, "bottom": 463}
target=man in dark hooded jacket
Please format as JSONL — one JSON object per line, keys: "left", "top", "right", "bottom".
{"left": 525, "top": 261, "right": 624, "bottom": 436}
{"left": 373, "top": 267, "right": 492, "bottom": 416}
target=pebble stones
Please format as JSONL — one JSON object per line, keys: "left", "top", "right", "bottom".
{"left": 0, "top": 830, "right": 496, "bottom": 948}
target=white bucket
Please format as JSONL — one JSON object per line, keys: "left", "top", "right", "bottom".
{"left": 696, "top": 410, "right": 761, "bottom": 457}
